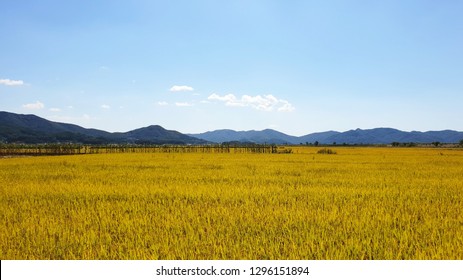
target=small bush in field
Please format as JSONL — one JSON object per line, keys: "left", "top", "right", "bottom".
{"left": 317, "top": 148, "right": 337, "bottom": 154}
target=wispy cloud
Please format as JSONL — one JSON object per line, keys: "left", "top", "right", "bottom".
{"left": 157, "top": 101, "right": 168, "bottom": 106}
{"left": 49, "top": 108, "right": 62, "bottom": 112}
{"left": 208, "top": 93, "right": 295, "bottom": 112}
{"left": 207, "top": 93, "right": 240, "bottom": 105}
{"left": 0, "top": 78, "right": 24, "bottom": 86}
{"left": 170, "top": 85, "right": 194, "bottom": 92}
{"left": 101, "top": 104, "right": 110, "bottom": 109}
{"left": 277, "top": 100, "right": 295, "bottom": 112}
{"left": 22, "top": 101, "right": 44, "bottom": 110}
{"left": 175, "top": 102, "right": 193, "bottom": 107}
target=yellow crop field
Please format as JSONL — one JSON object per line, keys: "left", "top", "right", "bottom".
{"left": 1, "top": 147, "right": 462, "bottom": 259}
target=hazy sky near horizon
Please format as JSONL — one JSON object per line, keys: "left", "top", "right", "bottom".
{"left": 1, "top": 0, "right": 462, "bottom": 135}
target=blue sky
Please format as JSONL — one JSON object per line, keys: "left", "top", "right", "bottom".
{"left": 1, "top": 0, "right": 462, "bottom": 136}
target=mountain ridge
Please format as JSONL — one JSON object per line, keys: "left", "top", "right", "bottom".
{"left": 189, "top": 127, "right": 463, "bottom": 144}
{"left": 1, "top": 111, "right": 462, "bottom": 144}
{"left": 0, "top": 111, "right": 206, "bottom": 144}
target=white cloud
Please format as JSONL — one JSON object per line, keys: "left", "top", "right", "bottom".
{"left": 208, "top": 93, "right": 295, "bottom": 112}
{"left": 157, "top": 101, "right": 168, "bottom": 106}
{"left": 170, "top": 85, "right": 194, "bottom": 92}
{"left": 208, "top": 93, "right": 238, "bottom": 104}
{"left": 101, "top": 104, "right": 110, "bottom": 109}
{"left": 277, "top": 100, "right": 296, "bottom": 112}
{"left": 175, "top": 102, "right": 193, "bottom": 107}
{"left": 22, "top": 101, "right": 44, "bottom": 110}
{"left": 49, "top": 108, "right": 61, "bottom": 112}
{"left": 0, "top": 78, "right": 24, "bottom": 86}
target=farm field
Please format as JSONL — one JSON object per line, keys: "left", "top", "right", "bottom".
{"left": 1, "top": 147, "right": 462, "bottom": 259}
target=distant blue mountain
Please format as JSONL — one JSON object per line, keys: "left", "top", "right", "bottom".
{"left": 187, "top": 129, "right": 300, "bottom": 145}
{"left": 189, "top": 127, "right": 463, "bottom": 145}
{"left": 322, "top": 128, "right": 463, "bottom": 144}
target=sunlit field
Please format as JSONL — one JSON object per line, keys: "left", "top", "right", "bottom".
{"left": 1, "top": 147, "right": 462, "bottom": 259}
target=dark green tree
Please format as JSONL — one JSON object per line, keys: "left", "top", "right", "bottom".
{"left": 432, "top": 141, "right": 441, "bottom": 147}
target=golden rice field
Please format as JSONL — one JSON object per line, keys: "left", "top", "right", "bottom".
{"left": 1, "top": 147, "right": 462, "bottom": 259}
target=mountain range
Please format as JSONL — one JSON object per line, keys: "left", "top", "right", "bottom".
{"left": 1, "top": 111, "right": 462, "bottom": 145}
{"left": 189, "top": 128, "right": 463, "bottom": 145}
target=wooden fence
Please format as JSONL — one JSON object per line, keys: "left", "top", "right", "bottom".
{"left": 0, "top": 144, "right": 292, "bottom": 156}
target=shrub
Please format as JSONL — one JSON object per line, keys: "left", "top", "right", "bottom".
{"left": 317, "top": 148, "right": 337, "bottom": 154}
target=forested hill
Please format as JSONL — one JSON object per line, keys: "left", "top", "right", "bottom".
{"left": 0, "top": 111, "right": 206, "bottom": 144}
